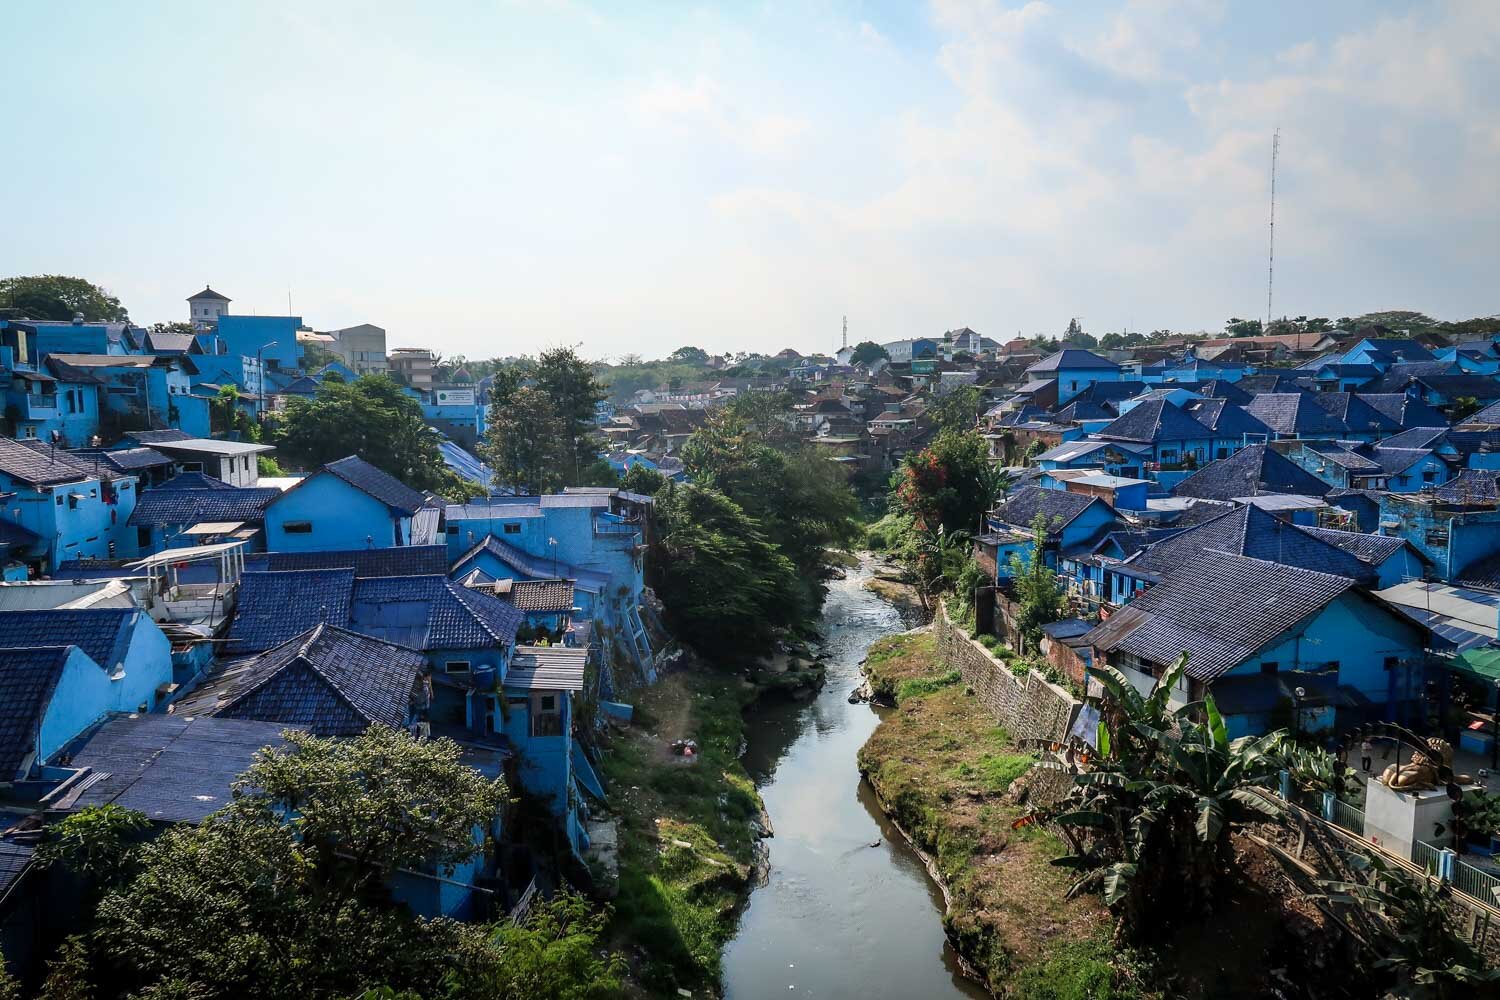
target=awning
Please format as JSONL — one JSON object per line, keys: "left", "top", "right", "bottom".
{"left": 183, "top": 521, "right": 246, "bottom": 536}
{"left": 126, "top": 538, "right": 247, "bottom": 569}
{"left": 1454, "top": 647, "right": 1500, "bottom": 683}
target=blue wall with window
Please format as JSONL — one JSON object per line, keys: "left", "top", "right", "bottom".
{"left": 263, "top": 472, "right": 409, "bottom": 551}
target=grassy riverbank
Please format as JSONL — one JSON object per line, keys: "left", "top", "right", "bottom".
{"left": 598, "top": 668, "right": 764, "bottom": 997}
{"left": 857, "top": 631, "right": 1132, "bottom": 999}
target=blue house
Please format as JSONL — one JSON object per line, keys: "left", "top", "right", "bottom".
{"left": 1033, "top": 439, "right": 1151, "bottom": 478}
{"left": 1170, "top": 443, "right": 1333, "bottom": 503}
{"left": 25, "top": 319, "right": 144, "bottom": 357}
{"left": 214, "top": 315, "right": 305, "bottom": 373}
{"left": 1085, "top": 551, "right": 1428, "bottom": 737}
{"left": 1340, "top": 338, "right": 1435, "bottom": 370}
{"left": 0, "top": 607, "right": 174, "bottom": 725}
{"left": 0, "top": 645, "right": 120, "bottom": 781}
{"left": 0, "top": 439, "right": 139, "bottom": 571}
{"left": 1377, "top": 475, "right": 1500, "bottom": 582}
{"left": 262, "top": 455, "right": 440, "bottom": 552}
{"left": 1026, "top": 349, "right": 1121, "bottom": 404}
{"left": 128, "top": 476, "right": 279, "bottom": 554}
{"left": 421, "top": 383, "right": 486, "bottom": 449}
{"left": 983, "top": 485, "right": 1117, "bottom": 582}
{"left": 1310, "top": 363, "right": 1382, "bottom": 392}
{"left": 1090, "top": 399, "right": 1223, "bottom": 483}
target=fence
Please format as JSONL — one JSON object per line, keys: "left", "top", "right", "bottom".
{"left": 1455, "top": 855, "right": 1500, "bottom": 908}
{"left": 1327, "top": 797, "right": 1365, "bottom": 837}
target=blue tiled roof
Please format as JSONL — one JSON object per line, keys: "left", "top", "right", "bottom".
{"left": 1299, "top": 525, "right": 1419, "bottom": 566}
{"left": 129, "top": 486, "right": 281, "bottom": 527}
{"left": 156, "top": 471, "right": 237, "bottom": 490}
{"left": 1125, "top": 504, "right": 1372, "bottom": 582}
{"left": 1307, "top": 393, "right": 1401, "bottom": 435}
{"left": 177, "top": 624, "right": 426, "bottom": 737}
{"left": 0, "top": 646, "right": 70, "bottom": 775}
{"left": 350, "top": 576, "right": 523, "bottom": 649}
{"left": 1027, "top": 349, "right": 1120, "bottom": 372}
{"left": 1243, "top": 393, "right": 1347, "bottom": 436}
{"left": 0, "top": 609, "right": 133, "bottom": 671}
{"left": 1368, "top": 446, "right": 1435, "bottom": 476}
{"left": 1376, "top": 427, "right": 1450, "bottom": 450}
{"left": 1093, "top": 399, "right": 1214, "bottom": 444}
{"left": 228, "top": 569, "right": 356, "bottom": 654}
{"left": 256, "top": 545, "right": 450, "bottom": 577}
{"left": 1085, "top": 552, "right": 1356, "bottom": 681}
{"left": 1179, "top": 399, "right": 1274, "bottom": 438}
{"left": 1429, "top": 469, "right": 1500, "bottom": 504}
{"left": 1354, "top": 393, "right": 1449, "bottom": 431}
{"left": 990, "top": 485, "right": 1111, "bottom": 535}
{"left": 63, "top": 714, "right": 293, "bottom": 823}
{"left": 124, "top": 429, "right": 192, "bottom": 446}
{"left": 453, "top": 536, "right": 611, "bottom": 593}
{"left": 0, "top": 838, "right": 34, "bottom": 899}
{"left": 1192, "top": 380, "right": 1252, "bottom": 405}
{"left": 0, "top": 438, "right": 101, "bottom": 488}
{"left": 319, "top": 456, "right": 428, "bottom": 515}
{"left": 1171, "top": 444, "right": 1332, "bottom": 501}
{"left": 1461, "top": 399, "right": 1500, "bottom": 427}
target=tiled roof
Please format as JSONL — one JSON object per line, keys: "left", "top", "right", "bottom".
{"left": 1243, "top": 393, "right": 1347, "bottom": 436}
{"left": 1171, "top": 444, "right": 1332, "bottom": 501}
{"left": 1298, "top": 525, "right": 1416, "bottom": 566}
{"left": 1354, "top": 339, "right": 1435, "bottom": 362}
{"left": 1308, "top": 393, "right": 1401, "bottom": 435}
{"left": 0, "top": 438, "right": 100, "bottom": 488}
{"left": 1026, "top": 349, "right": 1120, "bottom": 372}
{"left": 1093, "top": 399, "right": 1214, "bottom": 444}
{"left": 0, "top": 646, "right": 70, "bottom": 775}
{"left": 1429, "top": 469, "right": 1500, "bottom": 504}
{"left": 319, "top": 456, "right": 429, "bottom": 515}
{"left": 1085, "top": 552, "right": 1356, "bottom": 680}
{"left": 1306, "top": 444, "right": 1384, "bottom": 473}
{"left": 145, "top": 330, "right": 197, "bottom": 354}
{"left": 1368, "top": 447, "right": 1436, "bottom": 476}
{"left": 1460, "top": 399, "right": 1500, "bottom": 427}
{"left": 506, "top": 579, "right": 576, "bottom": 612}
{"left": 1376, "top": 427, "right": 1449, "bottom": 450}
{"left": 156, "top": 471, "right": 237, "bottom": 490}
{"left": 350, "top": 576, "right": 523, "bottom": 650}
{"left": 177, "top": 624, "right": 426, "bottom": 737}
{"left": 187, "top": 286, "right": 230, "bottom": 302}
{"left": 278, "top": 376, "right": 321, "bottom": 395}
{"left": 258, "top": 545, "right": 450, "bottom": 577}
{"left": 1235, "top": 373, "right": 1306, "bottom": 394}
{"left": 76, "top": 447, "right": 173, "bottom": 473}
{"left": 0, "top": 838, "right": 34, "bottom": 900}
{"left": 1356, "top": 393, "right": 1449, "bottom": 430}
{"left": 0, "top": 609, "right": 134, "bottom": 671}
{"left": 452, "top": 535, "right": 611, "bottom": 593}
{"left": 62, "top": 714, "right": 291, "bottom": 823}
{"left": 1192, "top": 380, "right": 1252, "bottom": 405}
{"left": 228, "top": 569, "right": 356, "bottom": 654}
{"left": 990, "top": 485, "right": 1110, "bottom": 535}
{"left": 128, "top": 486, "right": 280, "bottom": 527}
{"left": 1124, "top": 504, "right": 1371, "bottom": 582}
{"left": 1455, "top": 551, "right": 1500, "bottom": 592}
{"left": 1179, "top": 398, "right": 1274, "bottom": 438}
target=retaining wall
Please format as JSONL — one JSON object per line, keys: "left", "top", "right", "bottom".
{"left": 935, "top": 607, "right": 1080, "bottom": 747}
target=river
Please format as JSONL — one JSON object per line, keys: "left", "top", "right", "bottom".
{"left": 720, "top": 559, "right": 988, "bottom": 1000}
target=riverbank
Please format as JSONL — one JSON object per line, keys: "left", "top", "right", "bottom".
{"left": 857, "top": 630, "right": 1130, "bottom": 999}
{"left": 599, "top": 666, "right": 766, "bottom": 997}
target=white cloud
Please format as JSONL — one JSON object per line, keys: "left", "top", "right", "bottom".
{"left": 628, "top": 74, "right": 811, "bottom": 156}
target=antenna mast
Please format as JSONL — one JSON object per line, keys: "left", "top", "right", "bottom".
{"left": 842, "top": 315, "right": 848, "bottom": 351}
{"left": 1266, "top": 127, "right": 1280, "bottom": 333}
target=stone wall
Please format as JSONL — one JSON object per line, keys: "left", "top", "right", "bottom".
{"left": 935, "top": 606, "right": 1080, "bottom": 747}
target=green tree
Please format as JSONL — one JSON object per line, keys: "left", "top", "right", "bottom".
{"left": 652, "top": 483, "right": 801, "bottom": 653}
{"left": 929, "top": 385, "right": 982, "bottom": 434}
{"left": 0, "top": 275, "right": 128, "bottom": 322}
{"left": 36, "top": 803, "right": 150, "bottom": 887}
{"left": 619, "top": 463, "right": 667, "bottom": 496}
{"left": 1006, "top": 513, "right": 1064, "bottom": 652}
{"left": 891, "top": 430, "right": 992, "bottom": 536}
{"left": 534, "top": 347, "right": 605, "bottom": 486}
{"left": 667, "top": 346, "right": 709, "bottom": 365}
{"left": 483, "top": 386, "right": 564, "bottom": 495}
{"left": 1224, "top": 317, "right": 1264, "bottom": 338}
{"left": 458, "top": 891, "right": 625, "bottom": 999}
{"left": 271, "top": 374, "right": 475, "bottom": 496}
{"left": 94, "top": 727, "right": 505, "bottom": 999}
{"left": 1451, "top": 396, "right": 1482, "bottom": 422}
{"left": 850, "top": 341, "right": 889, "bottom": 366}
{"left": 0, "top": 951, "right": 21, "bottom": 1000}
{"left": 38, "top": 936, "right": 93, "bottom": 1000}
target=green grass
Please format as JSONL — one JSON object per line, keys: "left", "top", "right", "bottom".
{"left": 950, "top": 750, "right": 1034, "bottom": 793}
{"left": 896, "top": 669, "right": 961, "bottom": 702}
{"left": 600, "top": 673, "right": 764, "bottom": 993}
{"left": 1010, "top": 937, "right": 1140, "bottom": 1000}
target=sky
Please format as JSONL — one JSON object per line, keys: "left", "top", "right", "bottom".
{"left": 5, "top": 1, "right": 1497, "bottom": 361}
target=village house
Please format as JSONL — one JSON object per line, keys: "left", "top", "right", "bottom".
{"left": 1026, "top": 349, "right": 1121, "bottom": 404}
{"left": 0, "top": 439, "right": 139, "bottom": 572}
{"left": 262, "top": 455, "right": 440, "bottom": 552}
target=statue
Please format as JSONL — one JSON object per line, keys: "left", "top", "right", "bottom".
{"left": 1378, "top": 737, "right": 1473, "bottom": 791}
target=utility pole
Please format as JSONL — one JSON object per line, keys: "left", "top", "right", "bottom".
{"left": 1267, "top": 127, "right": 1280, "bottom": 334}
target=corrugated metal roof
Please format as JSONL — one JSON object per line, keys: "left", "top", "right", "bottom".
{"left": 506, "top": 646, "right": 586, "bottom": 691}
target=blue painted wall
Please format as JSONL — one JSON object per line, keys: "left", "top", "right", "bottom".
{"left": 262, "top": 471, "right": 409, "bottom": 551}
{"left": 215, "top": 316, "right": 305, "bottom": 372}
{"left": 1055, "top": 367, "right": 1121, "bottom": 404}
{"left": 0, "top": 472, "right": 136, "bottom": 571}
{"left": 33, "top": 646, "right": 116, "bottom": 776}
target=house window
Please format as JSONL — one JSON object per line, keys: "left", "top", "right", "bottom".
{"left": 137, "top": 527, "right": 151, "bottom": 548}
{"left": 283, "top": 521, "right": 313, "bottom": 534}
{"left": 445, "top": 660, "right": 470, "bottom": 675}
{"left": 1325, "top": 660, "right": 1340, "bottom": 672}
{"left": 1423, "top": 469, "right": 1437, "bottom": 484}
{"left": 22, "top": 426, "right": 36, "bottom": 439}
{"left": 1260, "top": 661, "right": 1279, "bottom": 674}
{"left": 1384, "top": 656, "right": 1400, "bottom": 672}
{"left": 446, "top": 525, "right": 459, "bottom": 535}
{"left": 530, "top": 692, "right": 563, "bottom": 737}
{"left": 68, "top": 495, "right": 78, "bottom": 510}
{"left": 503, "top": 523, "right": 521, "bottom": 535}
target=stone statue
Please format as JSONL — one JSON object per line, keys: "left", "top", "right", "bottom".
{"left": 1378, "top": 737, "right": 1473, "bottom": 791}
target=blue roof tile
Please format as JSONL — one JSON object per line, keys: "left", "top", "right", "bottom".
{"left": 0, "top": 646, "right": 71, "bottom": 775}
{"left": 129, "top": 486, "right": 280, "bottom": 527}
{"left": 320, "top": 455, "right": 429, "bottom": 515}
{"left": 0, "top": 609, "right": 133, "bottom": 671}
{"left": 1171, "top": 444, "right": 1331, "bottom": 501}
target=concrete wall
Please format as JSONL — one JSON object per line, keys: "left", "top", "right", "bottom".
{"left": 264, "top": 472, "right": 402, "bottom": 551}
{"left": 935, "top": 607, "right": 1079, "bottom": 746}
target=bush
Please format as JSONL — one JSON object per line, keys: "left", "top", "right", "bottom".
{"left": 896, "top": 670, "right": 962, "bottom": 703}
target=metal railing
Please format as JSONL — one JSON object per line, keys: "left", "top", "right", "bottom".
{"left": 1327, "top": 798, "right": 1365, "bottom": 836}
{"left": 1413, "top": 839, "right": 1445, "bottom": 876}
{"left": 1454, "top": 854, "right": 1500, "bottom": 907}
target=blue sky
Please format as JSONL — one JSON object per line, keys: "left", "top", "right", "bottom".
{"left": 5, "top": 1, "right": 1496, "bottom": 359}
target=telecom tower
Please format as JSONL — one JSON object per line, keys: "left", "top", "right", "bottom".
{"left": 1266, "top": 127, "right": 1280, "bottom": 333}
